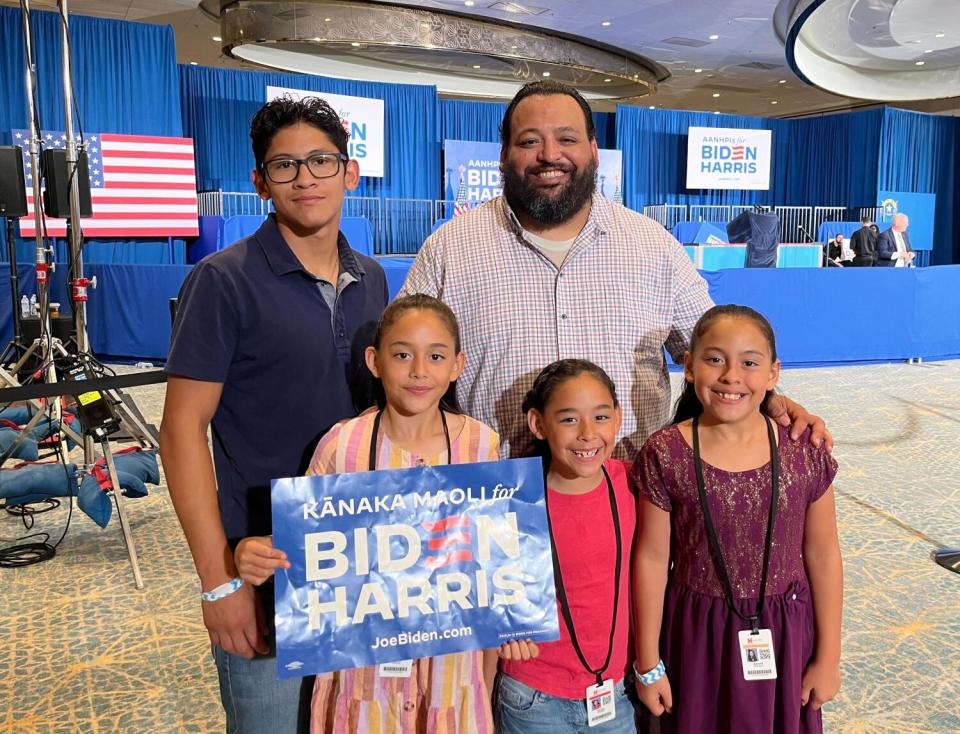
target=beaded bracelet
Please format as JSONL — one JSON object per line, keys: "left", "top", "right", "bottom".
{"left": 633, "top": 659, "right": 666, "bottom": 686}
{"left": 201, "top": 577, "right": 244, "bottom": 602}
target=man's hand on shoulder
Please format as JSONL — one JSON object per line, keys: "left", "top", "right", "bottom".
{"left": 766, "top": 394, "right": 833, "bottom": 451}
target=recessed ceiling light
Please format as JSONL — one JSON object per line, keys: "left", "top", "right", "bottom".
{"left": 472, "top": 64, "right": 481, "bottom": 69}
{"left": 511, "top": 45, "right": 518, "bottom": 50}
{"left": 712, "top": 92, "right": 720, "bottom": 97}
{"left": 542, "top": 71, "right": 551, "bottom": 77}
{"left": 604, "top": 78, "right": 612, "bottom": 82}
{"left": 648, "top": 105, "right": 655, "bottom": 109}
{"left": 708, "top": 34, "right": 719, "bottom": 40}
{"left": 351, "top": 42, "right": 361, "bottom": 47}
{"left": 771, "top": 100, "right": 778, "bottom": 105}
{"left": 779, "top": 79, "right": 787, "bottom": 84}
{"left": 924, "top": 49, "right": 934, "bottom": 53}
{"left": 464, "top": 0, "right": 475, "bottom": 5}
{"left": 212, "top": 35, "right": 222, "bottom": 42}
{"left": 313, "top": 36, "right": 321, "bottom": 41}
{"left": 601, "top": 21, "right": 611, "bottom": 26}
{"left": 713, "top": 111, "right": 720, "bottom": 115}
{"left": 915, "top": 60, "right": 925, "bottom": 65}
{"left": 694, "top": 68, "right": 703, "bottom": 73}
{"left": 935, "top": 32, "right": 945, "bottom": 38}
{"left": 189, "top": 61, "right": 198, "bottom": 65}
{"left": 324, "top": 17, "right": 332, "bottom": 22}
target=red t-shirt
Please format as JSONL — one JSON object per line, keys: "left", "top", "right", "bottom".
{"left": 501, "top": 459, "right": 636, "bottom": 699}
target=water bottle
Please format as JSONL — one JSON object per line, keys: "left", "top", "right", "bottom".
{"left": 20, "top": 295, "right": 29, "bottom": 319}
{"left": 134, "top": 361, "right": 154, "bottom": 369}
{"left": 29, "top": 294, "right": 37, "bottom": 317}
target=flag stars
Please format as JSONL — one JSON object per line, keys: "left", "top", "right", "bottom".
{"left": 15, "top": 132, "right": 23, "bottom": 139}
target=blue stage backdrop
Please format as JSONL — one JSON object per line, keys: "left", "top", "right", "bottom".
{"left": 878, "top": 108, "right": 960, "bottom": 265}
{"left": 0, "top": 6, "right": 185, "bottom": 265}
{"left": 178, "top": 64, "right": 440, "bottom": 201}
{"left": 439, "top": 98, "right": 616, "bottom": 150}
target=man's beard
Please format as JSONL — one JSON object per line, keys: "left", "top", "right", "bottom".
{"left": 502, "top": 157, "right": 597, "bottom": 226}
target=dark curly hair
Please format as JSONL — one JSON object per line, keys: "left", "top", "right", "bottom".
{"left": 522, "top": 359, "right": 619, "bottom": 463}
{"left": 499, "top": 80, "right": 596, "bottom": 149}
{"left": 249, "top": 95, "right": 349, "bottom": 169}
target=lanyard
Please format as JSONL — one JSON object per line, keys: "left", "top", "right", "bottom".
{"left": 692, "top": 416, "right": 780, "bottom": 634}
{"left": 368, "top": 409, "right": 451, "bottom": 471}
{"left": 543, "top": 465, "right": 622, "bottom": 687}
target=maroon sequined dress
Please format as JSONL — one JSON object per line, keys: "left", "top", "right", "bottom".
{"left": 633, "top": 423, "right": 837, "bottom": 734}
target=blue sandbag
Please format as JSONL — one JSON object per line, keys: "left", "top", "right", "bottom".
{"left": 0, "top": 463, "right": 78, "bottom": 506}
{"left": 110, "top": 449, "right": 160, "bottom": 485}
{"left": 0, "top": 428, "right": 39, "bottom": 461}
{"left": 77, "top": 470, "right": 149, "bottom": 528}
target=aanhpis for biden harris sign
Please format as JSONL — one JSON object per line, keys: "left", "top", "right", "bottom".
{"left": 685, "top": 127, "right": 772, "bottom": 190}
{"left": 267, "top": 85, "right": 385, "bottom": 178}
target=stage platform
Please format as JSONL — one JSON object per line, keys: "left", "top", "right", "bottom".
{"left": 2, "top": 263, "right": 959, "bottom": 365}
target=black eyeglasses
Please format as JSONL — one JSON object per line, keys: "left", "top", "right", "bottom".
{"left": 261, "top": 153, "right": 348, "bottom": 183}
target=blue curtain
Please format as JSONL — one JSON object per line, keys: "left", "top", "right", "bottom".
{"left": 615, "top": 105, "right": 884, "bottom": 214}
{"left": 878, "top": 108, "right": 960, "bottom": 265}
{"left": 440, "top": 98, "right": 616, "bottom": 149}
{"left": 179, "top": 64, "right": 441, "bottom": 200}
{"left": 0, "top": 6, "right": 184, "bottom": 264}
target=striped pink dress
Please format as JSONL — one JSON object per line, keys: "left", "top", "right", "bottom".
{"left": 307, "top": 410, "right": 499, "bottom": 734}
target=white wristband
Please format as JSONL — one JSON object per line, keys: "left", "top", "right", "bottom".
{"left": 201, "top": 577, "right": 244, "bottom": 602}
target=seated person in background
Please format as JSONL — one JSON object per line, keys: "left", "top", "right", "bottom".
{"left": 826, "top": 233, "right": 847, "bottom": 267}
{"left": 850, "top": 217, "right": 877, "bottom": 267}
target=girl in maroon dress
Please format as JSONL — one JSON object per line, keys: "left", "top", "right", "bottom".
{"left": 631, "top": 305, "right": 843, "bottom": 734}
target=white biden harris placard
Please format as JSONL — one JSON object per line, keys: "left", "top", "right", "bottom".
{"left": 686, "top": 127, "right": 772, "bottom": 191}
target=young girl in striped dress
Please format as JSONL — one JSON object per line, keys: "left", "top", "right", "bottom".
{"left": 234, "top": 294, "right": 500, "bottom": 733}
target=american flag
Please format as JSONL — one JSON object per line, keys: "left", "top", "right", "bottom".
{"left": 13, "top": 130, "right": 199, "bottom": 238}
{"left": 452, "top": 164, "right": 471, "bottom": 217}
{"left": 421, "top": 515, "right": 473, "bottom": 570}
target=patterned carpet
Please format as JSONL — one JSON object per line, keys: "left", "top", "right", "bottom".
{"left": 0, "top": 361, "right": 958, "bottom": 734}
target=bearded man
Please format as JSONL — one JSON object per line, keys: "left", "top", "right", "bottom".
{"left": 400, "top": 81, "right": 827, "bottom": 458}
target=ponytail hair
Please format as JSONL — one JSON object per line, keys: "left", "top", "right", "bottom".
{"left": 672, "top": 304, "right": 778, "bottom": 424}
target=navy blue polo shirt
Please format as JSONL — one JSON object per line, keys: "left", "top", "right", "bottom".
{"left": 166, "top": 215, "right": 388, "bottom": 542}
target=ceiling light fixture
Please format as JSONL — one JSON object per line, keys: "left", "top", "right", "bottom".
{"left": 324, "top": 17, "right": 331, "bottom": 22}
{"left": 771, "top": 100, "right": 778, "bottom": 104}
{"left": 215, "top": 0, "right": 666, "bottom": 101}
{"left": 713, "top": 110, "right": 720, "bottom": 115}
{"left": 212, "top": 35, "right": 222, "bottom": 42}
{"left": 708, "top": 34, "right": 719, "bottom": 40}
{"left": 712, "top": 92, "right": 720, "bottom": 97}
{"left": 779, "top": 79, "right": 787, "bottom": 84}
{"left": 189, "top": 61, "right": 198, "bottom": 65}
{"left": 935, "top": 32, "right": 945, "bottom": 38}
{"left": 648, "top": 105, "right": 655, "bottom": 109}
{"left": 924, "top": 49, "right": 934, "bottom": 54}
{"left": 601, "top": 21, "right": 611, "bottom": 26}
{"left": 915, "top": 60, "right": 925, "bottom": 66}
{"left": 694, "top": 68, "right": 703, "bottom": 73}
{"left": 464, "top": 0, "right": 475, "bottom": 5}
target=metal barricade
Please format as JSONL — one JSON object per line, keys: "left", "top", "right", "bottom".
{"left": 773, "top": 206, "right": 813, "bottom": 243}
{"left": 812, "top": 206, "right": 846, "bottom": 242}
{"left": 383, "top": 198, "right": 438, "bottom": 255}
{"left": 342, "top": 195, "right": 383, "bottom": 252}
{"left": 642, "top": 204, "right": 687, "bottom": 230}
{"left": 689, "top": 205, "right": 733, "bottom": 224}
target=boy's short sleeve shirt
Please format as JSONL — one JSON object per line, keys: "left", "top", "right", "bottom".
{"left": 166, "top": 215, "right": 388, "bottom": 541}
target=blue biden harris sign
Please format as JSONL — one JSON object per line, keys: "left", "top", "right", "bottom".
{"left": 271, "top": 458, "right": 560, "bottom": 677}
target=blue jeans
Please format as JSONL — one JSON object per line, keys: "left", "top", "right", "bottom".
{"left": 496, "top": 673, "right": 639, "bottom": 734}
{"left": 211, "top": 643, "right": 312, "bottom": 734}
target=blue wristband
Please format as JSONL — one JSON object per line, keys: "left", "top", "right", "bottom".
{"left": 201, "top": 577, "right": 244, "bottom": 602}
{"left": 634, "top": 659, "right": 666, "bottom": 686}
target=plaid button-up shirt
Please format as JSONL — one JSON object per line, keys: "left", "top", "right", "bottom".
{"left": 400, "top": 194, "right": 714, "bottom": 459}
